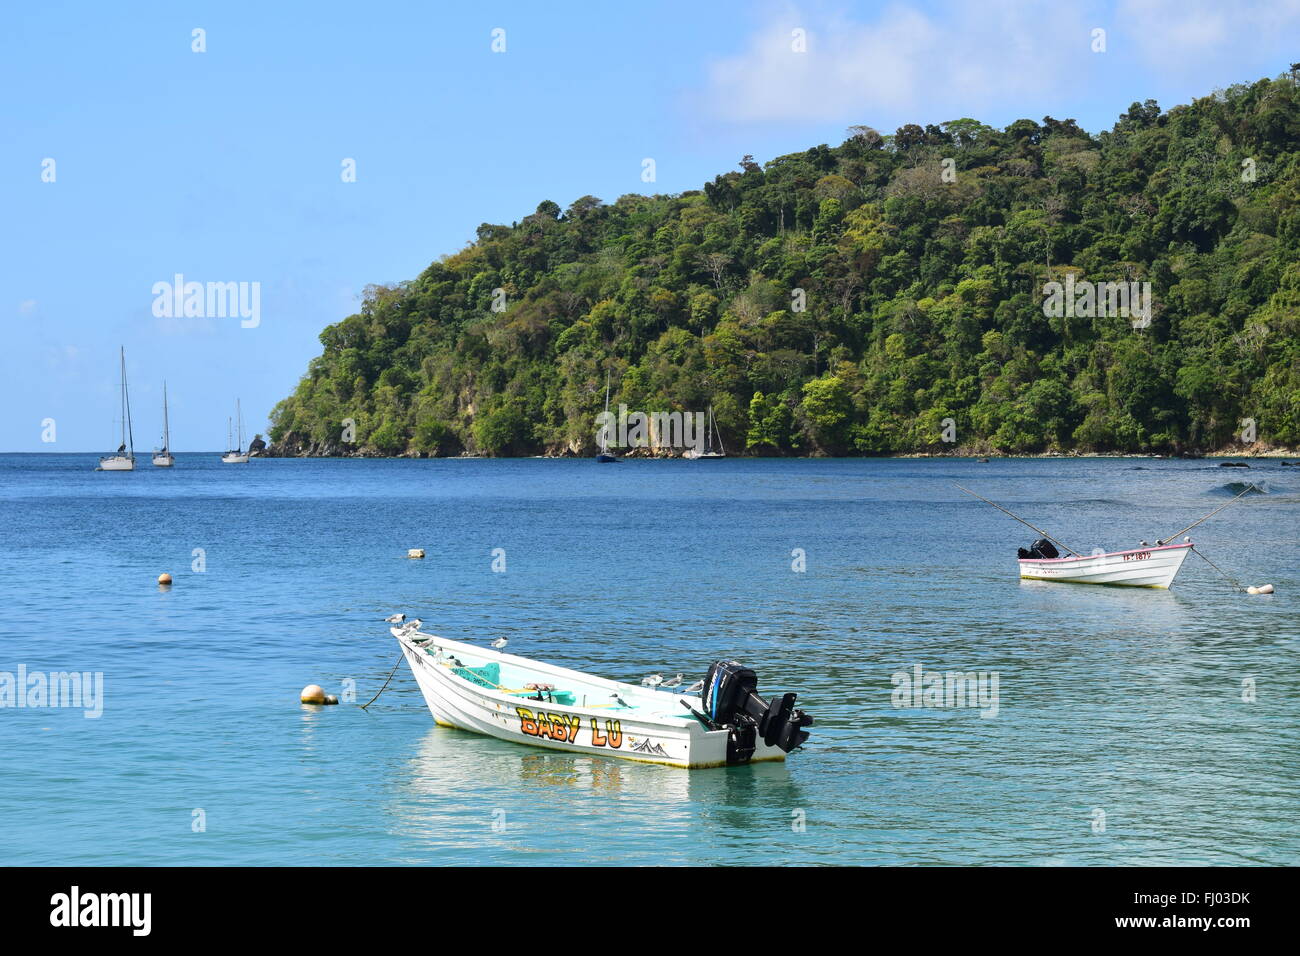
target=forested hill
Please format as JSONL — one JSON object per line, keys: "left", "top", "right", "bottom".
{"left": 267, "top": 74, "right": 1300, "bottom": 458}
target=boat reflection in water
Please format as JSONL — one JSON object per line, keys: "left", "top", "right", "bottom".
{"left": 384, "top": 725, "right": 805, "bottom": 863}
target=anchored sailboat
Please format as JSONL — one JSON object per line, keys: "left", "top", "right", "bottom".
{"left": 98, "top": 347, "right": 135, "bottom": 471}
{"left": 221, "top": 399, "right": 249, "bottom": 464}
{"left": 684, "top": 405, "right": 726, "bottom": 460}
{"left": 152, "top": 381, "right": 174, "bottom": 467}
{"left": 596, "top": 370, "right": 618, "bottom": 463}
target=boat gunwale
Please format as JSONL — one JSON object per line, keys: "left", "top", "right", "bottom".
{"left": 396, "top": 632, "right": 706, "bottom": 726}
{"left": 1016, "top": 541, "right": 1192, "bottom": 566}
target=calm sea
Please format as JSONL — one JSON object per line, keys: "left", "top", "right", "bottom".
{"left": 0, "top": 454, "right": 1295, "bottom": 865}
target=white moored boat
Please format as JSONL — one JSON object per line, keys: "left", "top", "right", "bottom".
{"left": 221, "top": 399, "right": 249, "bottom": 463}
{"left": 683, "top": 404, "right": 726, "bottom": 459}
{"left": 152, "top": 380, "right": 174, "bottom": 467}
{"left": 1019, "top": 542, "right": 1193, "bottom": 589}
{"left": 393, "top": 627, "right": 813, "bottom": 768}
{"left": 98, "top": 346, "right": 136, "bottom": 471}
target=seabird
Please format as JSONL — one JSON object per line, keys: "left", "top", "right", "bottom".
{"left": 641, "top": 674, "right": 663, "bottom": 687}
{"left": 383, "top": 613, "right": 405, "bottom": 624}
{"left": 491, "top": 637, "right": 508, "bottom": 649}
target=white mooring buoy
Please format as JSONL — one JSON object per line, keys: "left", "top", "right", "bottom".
{"left": 407, "top": 548, "right": 425, "bottom": 559}
{"left": 301, "top": 684, "right": 339, "bottom": 705}
{"left": 1246, "top": 584, "right": 1275, "bottom": 595}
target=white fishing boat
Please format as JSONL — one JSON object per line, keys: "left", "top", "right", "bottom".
{"left": 98, "top": 346, "right": 135, "bottom": 471}
{"left": 392, "top": 627, "right": 813, "bottom": 768}
{"left": 957, "top": 482, "right": 1256, "bottom": 592}
{"left": 152, "top": 381, "right": 174, "bottom": 467}
{"left": 221, "top": 400, "right": 249, "bottom": 463}
{"left": 1019, "top": 542, "right": 1193, "bottom": 589}
{"left": 684, "top": 404, "right": 726, "bottom": 459}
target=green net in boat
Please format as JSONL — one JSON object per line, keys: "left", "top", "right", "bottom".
{"left": 452, "top": 662, "right": 501, "bottom": 689}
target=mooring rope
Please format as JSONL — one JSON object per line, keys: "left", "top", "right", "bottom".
{"left": 361, "top": 653, "right": 406, "bottom": 710}
{"left": 1190, "top": 546, "right": 1246, "bottom": 592}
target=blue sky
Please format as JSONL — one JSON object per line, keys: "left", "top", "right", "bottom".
{"left": 3, "top": 0, "right": 1297, "bottom": 451}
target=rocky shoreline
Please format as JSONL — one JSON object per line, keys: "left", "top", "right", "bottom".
{"left": 254, "top": 437, "right": 1300, "bottom": 461}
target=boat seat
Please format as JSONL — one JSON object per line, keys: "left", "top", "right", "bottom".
{"left": 448, "top": 663, "right": 577, "bottom": 705}
{"left": 509, "top": 688, "right": 576, "bottom": 705}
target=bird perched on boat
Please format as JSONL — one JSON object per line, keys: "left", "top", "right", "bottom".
{"left": 641, "top": 674, "right": 663, "bottom": 687}
{"left": 383, "top": 613, "right": 405, "bottom": 624}
{"left": 683, "top": 679, "right": 704, "bottom": 694}
{"left": 491, "top": 637, "right": 508, "bottom": 649}
{"left": 661, "top": 673, "right": 685, "bottom": 689}
{"left": 401, "top": 618, "right": 423, "bottom": 631}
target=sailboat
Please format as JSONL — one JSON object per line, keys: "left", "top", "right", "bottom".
{"left": 221, "top": 399, "right": 249, "bottom": 463}
{"left": 152, "top": 382, "right": 174, "bottom": 467}
{"left": 596, "top": 371, "right": 618, "bottom": 463}
{"left": 98, "top": 347, "right": 135, "bottom": 471}
{"left": 684, "top": 405, "right": 726, "bottom": 460}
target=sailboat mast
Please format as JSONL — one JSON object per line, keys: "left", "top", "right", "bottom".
{"left": 122, "top": 347, "right": 134, "bottom": 456}
{"left": 601, "top": 372, "right": 611, "bottom": 453}
{"left": 236, "top": 399, "right": 243, "bottom": 452}
{"left": 119, "top": 347, "right": 127, "bottom": 449}
{"left": 162, "top": 382, "right": 170, "bottom": 451}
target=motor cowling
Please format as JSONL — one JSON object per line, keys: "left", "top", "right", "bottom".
{"left": 701, "top": 660, "right": 813, "bottom": 764}
{"left": 1018, "top": 538, "right": 1059, "bottom": 559}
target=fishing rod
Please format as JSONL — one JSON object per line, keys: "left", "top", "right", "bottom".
{"left": 1156, "top": 483, "right": 1256, "bottom": 545}
{"left": 952, "top": 483, "right": 1081, "bottom": 557}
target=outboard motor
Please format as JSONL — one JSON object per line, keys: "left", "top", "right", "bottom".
{"left": 699, "top": 660, "right": 813, "bottom": 764}
{"left": 1018, "top": 538, "right": 1059, "bottom": 559}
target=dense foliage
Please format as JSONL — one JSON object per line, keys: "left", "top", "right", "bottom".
{"left": 269, "top": 75, "right": 1300, "bottom": 457}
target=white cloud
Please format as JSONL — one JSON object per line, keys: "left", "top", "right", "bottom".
{"left": 1116, "top": 0, "right": 1300, "bottom": 74}
{"left": 702, "top": 1, "right": 1094, "bottom": 126}
{"left": 701, "top": 0, "right": 1300, "bottom": 130}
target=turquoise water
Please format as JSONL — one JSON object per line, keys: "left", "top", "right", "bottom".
{"left": 0, "top": 454, "right": 1295, "bottom": 866}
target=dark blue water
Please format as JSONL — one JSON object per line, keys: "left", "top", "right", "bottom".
{"left": 0, "top": 454, "right": 1295, "bottom": 865}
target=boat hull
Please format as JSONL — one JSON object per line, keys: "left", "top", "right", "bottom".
{"left": 98, "top": 456, "right": 135, "bottom": 471}
{"left": 152, "top": 455, "right": 174, "bottom": 467}
{"left": 221, "top": 454, "right": 249, "bottom": 464}
{"left": 1019, "top": 543, "right": 1192, "bottom": 589}
{"left": 396, "top": 632, "right": 786, "bottom": 769}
